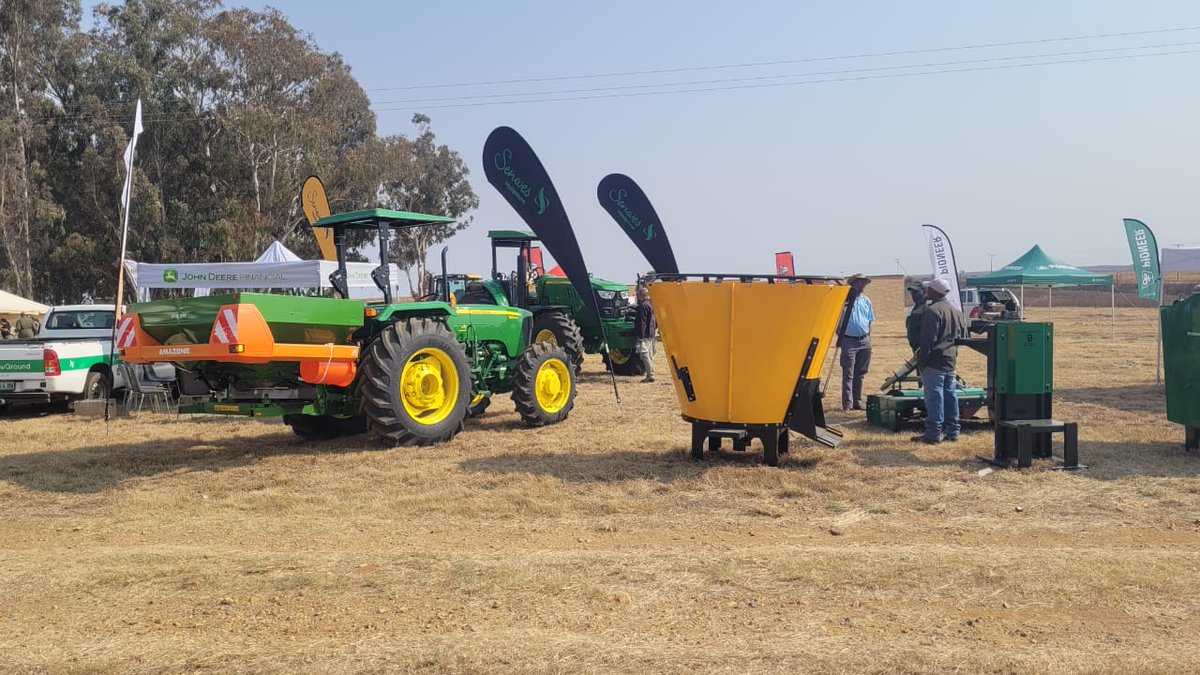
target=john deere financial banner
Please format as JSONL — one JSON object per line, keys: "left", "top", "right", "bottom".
{"left": 1123, "top": 218, "right": 1161, "bottom": 303}
{"left": 922, "top": 224, "right": 962, "bottom": 312}
{"left": 596, "top": 174, "right": 679, "bottom": 274}
{"left": 132, "top": 261, "right": 400, "bottom": 295}
{"left": 483, "top": 126, "right": 602, "bottom": 320}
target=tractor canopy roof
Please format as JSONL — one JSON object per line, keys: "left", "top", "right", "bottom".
{"left": 487, "top": 229, "right": 538, "bottom": 246}
{"left": 315, "top": 208, "right": 457, "bottom": 230}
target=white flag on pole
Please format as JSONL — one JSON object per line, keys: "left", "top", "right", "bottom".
{"left": 922, "top": 224, "right": 962, "bottom": 312}
{"left": 120, "top": 99, "right": 143, "bottom": 213}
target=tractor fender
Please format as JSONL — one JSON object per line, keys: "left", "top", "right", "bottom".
{"left": 374, "top": 301, "right": 455, "bottom": 323}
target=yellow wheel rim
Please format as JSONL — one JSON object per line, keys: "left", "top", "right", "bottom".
{"left": 535, "top": 328, "right": 558, "bottom": 344}
{"left": 609, "top": 348, "right": 632, "bottom": 365}
{"left": 534, "top": 358, "right": 571, "bottom": 414}
{"left": 399, "top": 347, "right": 459, "bottom": 426}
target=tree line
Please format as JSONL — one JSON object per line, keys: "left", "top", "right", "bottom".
{"left": 0, "top": 0, "right": 477, "bottom": 304}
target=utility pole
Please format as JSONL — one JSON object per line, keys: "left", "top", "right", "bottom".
{"left": 989, "top": 253, "right": 995, "bottom": 272}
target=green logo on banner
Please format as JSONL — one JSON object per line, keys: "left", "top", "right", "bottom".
{"left": 535, "top": 187, "right": 548, "bottom": 215}
{"left": 163, "top": 269, "right": 178, "bottom": 283}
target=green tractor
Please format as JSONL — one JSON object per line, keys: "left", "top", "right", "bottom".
{"left": 432, "top": 230, "right": 644, "bottom": 376}
{"left": 119, "top": 209, "right": 577, "bottom": 445}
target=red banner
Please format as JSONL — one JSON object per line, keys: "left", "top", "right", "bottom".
{"left": 526, "top": 246, "right": 545, "bottom": 275}
{"left": 775, "top": 251, "right": 794, "bottom": 276}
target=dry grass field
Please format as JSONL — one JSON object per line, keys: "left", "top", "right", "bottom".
{"left": 2, "top": 276, "right": 1199, "bottom": 673}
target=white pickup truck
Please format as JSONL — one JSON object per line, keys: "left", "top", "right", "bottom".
{"left": 0, "top": 304, "right": 174, "bottom": 410}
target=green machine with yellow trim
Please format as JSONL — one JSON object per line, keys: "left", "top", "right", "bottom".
{"left": 441, "top": 230, "right": 642, "bottom": 375}
{"left": 120, "top": 208, "right": 577, "bottom": 446}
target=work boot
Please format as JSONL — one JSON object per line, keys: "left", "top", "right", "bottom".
{"left": 910, "top": 435, "right": 941, "bottom": 445}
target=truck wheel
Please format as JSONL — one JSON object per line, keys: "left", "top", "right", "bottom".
{"left": 531, "top": 311, "right": 584, "bottom": 370}
{"left": 604, "top": 347, "right": 646, "bottom": 376}
{"left": 84, "top": 370, "right": 111, "bottom": 400}
{"left": 359, "top": 318, "right": 470, "bottom": 446}
{"left": 467, "top": 393, "right": 492, "bottom": 418}
{"left": 511, "top": 342, "right": 576, "bottom": 426}
{"left": 284, "top": 414, "right": 366, "bottom": 440}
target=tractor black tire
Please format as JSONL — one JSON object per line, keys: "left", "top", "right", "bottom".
{"left": 284, "top": 414, "right": 367, "bottom": 441}
{"left": 84, "top": 370, "right": 111, "bottom": 400}
{"left": 466, "top": 393, "right": 492, "bottom": 418}
{"left": 358, "top": 318, "right": 471, "bottom": 446}
{"left": 531, "top": 311, "right": 585, "bottom": 370}
{"left": 604, "top": 347, "right": 646, "bottom": 376}
{"left": 511, "top": 342, "right": 577, "bottom": 427}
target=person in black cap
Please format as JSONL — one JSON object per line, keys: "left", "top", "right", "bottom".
{"left": 913, "top": 277, "right": 967, "bottom": 444}
{"left": 840, "top": 273, "right": 874, "bottom": 411}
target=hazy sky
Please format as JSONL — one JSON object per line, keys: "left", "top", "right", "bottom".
{"left": 87, "top": 1, "right": 1200, "bottom": 281}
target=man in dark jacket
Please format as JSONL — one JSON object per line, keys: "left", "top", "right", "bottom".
{"left": 634, "top": 285, "right": 657, "bottom": 382}
{"left": 914, "top": 278, "right": 967, "bottom": 444}
{"left": 905, "top": 280, "right": 927, "bottom": 352}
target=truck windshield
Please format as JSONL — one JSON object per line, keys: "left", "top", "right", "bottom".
{"left": 45, "top": 310, "right": 115, "bottom": 330}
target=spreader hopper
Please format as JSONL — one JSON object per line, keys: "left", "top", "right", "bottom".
{"left": 648, "top": 274, "right": 850, "bottom": 465}
{"left": 119, "top": 293, "right": 364, "bottom": 391}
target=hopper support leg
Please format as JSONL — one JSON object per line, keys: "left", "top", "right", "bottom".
{"left": 787, "top": 378, "right": 843, "bottom": 448}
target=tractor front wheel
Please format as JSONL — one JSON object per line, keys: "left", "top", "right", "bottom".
{"left": 531, "top": 311, "right": 584, "bottom": 370}
{"left": 604, "top": 346, "right": 646, "bottom": 376}
{"left": 511, "top": 342, "right": 576, "bottom": 426}
{"left": 359, "top": 318, "right": 471, "bottom": 446}
{"left": 467, "top": 392, "right": 492, "bottom": 418}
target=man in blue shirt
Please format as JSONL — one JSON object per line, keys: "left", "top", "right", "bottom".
{"left": 840, "top": 273, "right": 874, "bottom": 411}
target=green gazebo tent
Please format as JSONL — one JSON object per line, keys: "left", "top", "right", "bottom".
{"left": 966, "top": 245, "right": 1114, "bottom": 327}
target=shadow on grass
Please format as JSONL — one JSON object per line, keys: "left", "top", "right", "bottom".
{"left": 0, "top": 431, "right": 376, "bottom": 494}
{"left": 1068, "top": 439, "right": 1200, "bottom": 480}
{"left": 459, "top": 438, "right": 834, "bottom": 483}
{"left": 1057, "top": 385, "right": 1164, "bottom": 414}
{"left": 0, "top": 401, "right": 71, "bottom": 419}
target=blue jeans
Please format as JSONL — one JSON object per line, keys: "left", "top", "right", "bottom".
{"left": 922, "top": 368, "right": 959, "bottom": 441}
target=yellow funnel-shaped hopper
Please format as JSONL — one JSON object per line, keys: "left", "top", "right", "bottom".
{"left": 649, "top": 275, "right": 849, "bottom": 444}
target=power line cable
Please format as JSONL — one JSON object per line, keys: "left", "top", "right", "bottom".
{"left": 365, "top": 24, "right": 1200, "bottom": 92}
{"left": 29, "top": 35, "right": 1200, "bottom": 125}
{"left": 369, "top": 47, "right": 1200, "bottom": 113}
{"left": 370, "top": 39, "right": 1200, "bottom": 106}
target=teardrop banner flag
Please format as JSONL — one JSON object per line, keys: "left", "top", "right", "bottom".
{"left": 596, "top": 173, "right": 679, "bottom": 274}
{"left": 483, "top": 126, "right": 602, "bottom": 321}
{"left": 301, "top": 175, "right": 337, "bottom": 261}
{"left": 1123, "top": 218, "right": 1161, "bottom": 303}
{"left": 483, "top": 126, "right": 620, "bottom": 401}
{"left": 922, "top": 224, "right": 962, "bottom": 312}
{"left": 775, "top": 251, "right": 794, "bottom": 276}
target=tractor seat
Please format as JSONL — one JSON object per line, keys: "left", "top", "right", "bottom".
{"left": 460, "top": 282, "right": 497, "bottom": 305}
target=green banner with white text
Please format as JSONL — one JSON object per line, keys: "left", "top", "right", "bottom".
{"left": 1123, "top": 218, "right": 1160, "bottom": 303}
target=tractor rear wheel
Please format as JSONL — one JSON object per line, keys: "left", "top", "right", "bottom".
{"left": 531, "top": 311, "right": 584, "bottom": 370}
{"left": 511, "top": 342, "right": 576, "bottom": 426}
{"left": 284, "top": 414, "right": 367, "bottom": 440}
{"left": 604, "top": 346, "right": 646, "bottom": 376}
{"left": 359, "top": 318, "right": 471, "bottom": 446}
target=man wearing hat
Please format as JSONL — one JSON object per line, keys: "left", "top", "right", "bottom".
{"left": 840, "top": 273, "right": 874, "bottom": 412}
{"left": 914, "top": 277, "right": 967, "bottom": 444}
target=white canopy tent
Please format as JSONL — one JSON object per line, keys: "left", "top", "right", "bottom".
{"left": 125, "top": 240, "right": 403, "bottom": 301}
{"left": 0, "top": 289, "right": 49, "bottom": 323}
{"left": 254, "top": 240, "right": 303, "bottom": 263}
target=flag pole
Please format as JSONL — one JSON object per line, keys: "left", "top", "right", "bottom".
{"left": 105, "top": 99, "right": 144, "bottom": 422}
{"left": 1156, "top": 278, "right": 1163, "bottom": 388}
